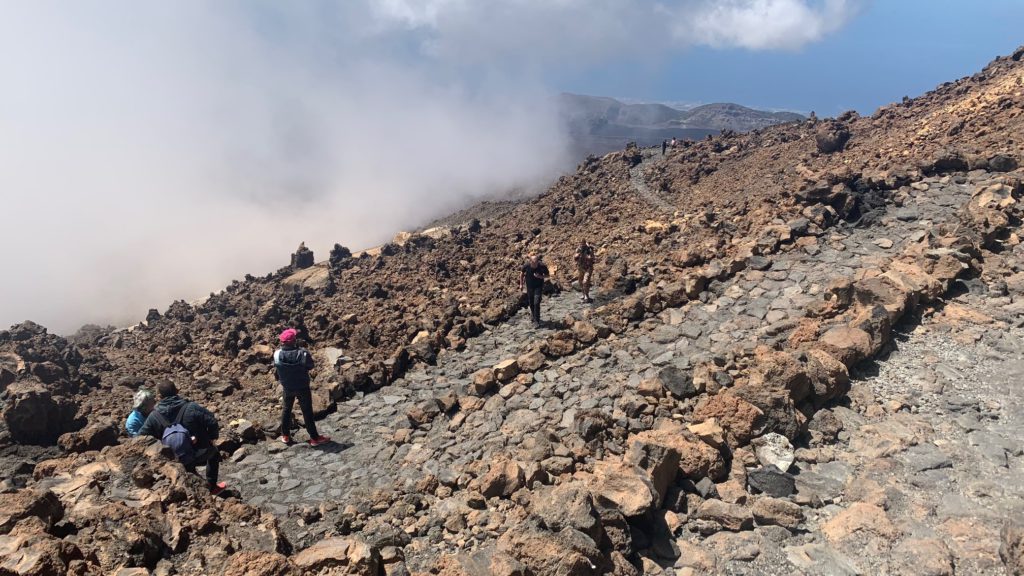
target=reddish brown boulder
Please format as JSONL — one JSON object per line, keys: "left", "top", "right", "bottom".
{"left": 693, "top": 393, "right": 767, "bottom": 445}
{"left": 57, "top": 423, "right": 119, "bottom": 453}
{"left": 0, "top": 489, "right": 63, "bottom": 534}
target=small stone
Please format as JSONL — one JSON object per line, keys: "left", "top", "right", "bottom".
{"left": 873, "top": 238, "right": 894, "bottom": 249}
{"left": 695, "top": 499, "right": 753, "bottom": 532}
{"left": 493, "top": 359, "right": 520, "bottom": 383}
{"left": 751, "top": 433, "right": 795, "bottom": 472}
{"left": 752, "top": 497, "right": 804, "bottom": 529}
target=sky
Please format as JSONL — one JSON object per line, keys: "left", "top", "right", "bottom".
{"left": 564, "top": 0, "right": 1024, "bottom": 114}
{"left": 0, "top": 1, "right": 1021, "bottom": 333}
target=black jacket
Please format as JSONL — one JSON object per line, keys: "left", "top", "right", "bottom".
{"left": 274, "top": 345, "right": 315, "bottom": 392}
{"left": 138, "top": 395, "right": 220, "bottom": 446}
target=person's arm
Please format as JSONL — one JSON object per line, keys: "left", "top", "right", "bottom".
{"left": 303, "top": 348, "right": 315, "bottom": 371}
{"left": 137, "top": 413, "right": 158, "bottom": 439}
{"left": 198, "top": 404, "right": 220, "bottom": 441}
{"left": 518, "top": 268, "right": 526, "bottom": 291}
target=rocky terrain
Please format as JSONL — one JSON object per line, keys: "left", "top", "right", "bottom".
{"left": 1, "top": 45, "right": 1024, "bottom": 575}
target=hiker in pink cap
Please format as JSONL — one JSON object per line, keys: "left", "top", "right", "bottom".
{"left": 273, "top": 328, "right": 330, "bottom": 446}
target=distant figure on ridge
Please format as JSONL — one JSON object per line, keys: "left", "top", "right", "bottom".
{"left": 519, "top": 253, "right": 550, "bottom": 327}
{"left": 138, "top": 380, "right": 226, "bottom": 494}
{"left": 661, "top": 139, "right": 667, "bottom": 155}
{"left": 274, "top": 328, "right": 331, "bottom": 446}
{"left": 574, "top": 240, "right": 595, "bottom": 303}
{"left": 125, "top": 388, "right": 155, "bottom": 436}
{"left": 670, "top": 137, "right": 678, "bottom": 148}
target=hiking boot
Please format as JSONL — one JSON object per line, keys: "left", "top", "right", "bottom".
{"left": 279, "top": 435, "right": 292, "bottom": 444}
{"left": 210, "top": 482, "right": 227, "bottom": 495}
{"left": 309, "top": 436, "right": 331, "bottom": 447}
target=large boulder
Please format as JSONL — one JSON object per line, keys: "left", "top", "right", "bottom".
{"left": 815, "top": 122, "right": 850, "bottom": 154}
{"left": 3, "top": 381, "right": 81, "bottom": 445}
{"left": 530, "top": 484, "right": 602, "bottom": 541}
{"left": 292, "top": 536, "right": 380, "bottom": 574}
{"left": 0, "top": 490, "right": 63, "bottom": 535}
{"left": 478, "top": 459, "right": 525, "bottom": 499}
{"left": 57, "top": 423, "right": 119, "bottom": 454}
{"left": 587, "top": 460, "right": 657, "bottom": 517}
{"left": 693, "top": 393, "right": 767, "bottom": 445}
{"left": 497, "top": 518, "right": 604, "bottom": 576}
{"left": 624, "top": 435, "right": 681, "bottom": 506}
{"left": 631, "top": 423, "right": 727, "bottom": 481}
{"left": 818, "top": 325, "right": 873, "bottom": 368}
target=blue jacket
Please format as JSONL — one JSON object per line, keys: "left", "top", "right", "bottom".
{"left": 274, "top": 345, "right": 315, "bottom": 392}
{"left": 125, "top": 410, "right": 146, "bottom": 436}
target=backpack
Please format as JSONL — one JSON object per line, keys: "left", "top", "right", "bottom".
{"left": 153, "top": 403, "right": 196, "bottom": 465}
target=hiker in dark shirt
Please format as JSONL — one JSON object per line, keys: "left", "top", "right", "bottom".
{"left": 138, "top": 380, "right": 226, "bottom": 494}
{"left": 519, "top": 254, "right": 550, "bottom": 326}
{"left": 274, "top": 328, "right": 331, "bottom": 446}
{"left": 662, "top": 140, "right": 667, "bottom": 155}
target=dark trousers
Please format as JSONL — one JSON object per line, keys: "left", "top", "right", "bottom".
{"left": 187, "top": 445, "right": 220, "bottom": 486}
{"left": 526, "top": 286, "right": 543, "bottom": 323}
{"left": 282, "top": 388, "right": 319, "bottom": 439}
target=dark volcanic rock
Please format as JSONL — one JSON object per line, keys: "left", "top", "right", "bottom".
{"left": 747, "top": 465, "right": 796, "bottom": 497}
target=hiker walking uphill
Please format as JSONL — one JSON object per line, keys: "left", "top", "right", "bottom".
{"left": 519, "top": 254, "right": 550, "bottom": 327}
{"left": 275, "top": 328, "right": 331, "bottom": 446}
{"left": 138, "top": 380, "right": 226, "bottom": 494}
{"left": 574, "top": 240, "right": 595, "bottom": 303}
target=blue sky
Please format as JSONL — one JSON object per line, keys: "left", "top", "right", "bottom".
{"left": 560, "top": 0, "right": 1024, "bottom": 114}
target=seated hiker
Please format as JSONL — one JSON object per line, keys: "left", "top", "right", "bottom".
{"left": 274, "top": 328, "right": 331, "bottom": 446}
{"left": 125, "top": 388, "right": 156, "bottom": 436}
{"left": 138, "top": 379, "right": 226, "bottom": 494}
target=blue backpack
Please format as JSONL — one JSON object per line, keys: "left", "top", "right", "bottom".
{"left": 153, "top": 403, "right": 196, "bottom": 466}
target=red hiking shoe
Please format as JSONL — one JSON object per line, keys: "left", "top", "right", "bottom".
{"left": 308, "top": 436, "right": 331, "bottom": 447}
{"left": 210, "top": 482, "right": 227, "bottom": 495}
{"left": 280, "top": 435, "right": 292, "bottom": 444}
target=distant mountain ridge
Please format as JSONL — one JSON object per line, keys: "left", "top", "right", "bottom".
{"left": 559, "top": 92, "right": 804, "bottom": 157}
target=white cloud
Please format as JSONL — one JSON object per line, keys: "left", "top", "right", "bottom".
{"left": 0, "top": 1, "right": 859, "bottom": 332}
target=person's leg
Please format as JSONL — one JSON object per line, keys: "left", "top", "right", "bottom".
{"left": 281, "top": 391, "right": 296, "bottom": 438}
{"left": 297, "top": 389, "right": 320, "bottom": 439}
{"left": 531, "top": 287, "right": 543, "bottom": 323}
{"left": 205, "top": 449, "right": 220, "bottom": 486}
{"left": 583, "top": 269, "right": 592, "bottom": 301}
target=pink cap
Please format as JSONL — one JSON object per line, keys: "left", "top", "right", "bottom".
{"left": 279, "top": 328, "right": 298, "bottom": 343}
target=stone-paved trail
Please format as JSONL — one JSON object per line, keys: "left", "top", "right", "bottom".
{"left": 781, "top": 271, "right": 1024, "bottom": 575}
{"left": 221, "top": 171, "right": 1009, "bottom": 572}
{"left": 630, "top": 148, "right": 677, "bottom": 214}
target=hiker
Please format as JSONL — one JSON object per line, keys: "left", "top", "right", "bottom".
{"left": 574, "top": 240, "right": 595, "bottom": 303}
{"left": 661, "top": 139, "right": 667, "bottom": 155}
{"left": 138, "top": 380, "right": 226, "bottom": 494}
{"left": 274, "top": 328, "right": 331, "bottom": 446}
{"left": 671, "top": 137, "right": 678, "bottom": 148}
{"left": 519, "top": 254, "right": 550, "bottom": 326}
{"left": 125, "top": 388, "right": 156, "bottom": 436}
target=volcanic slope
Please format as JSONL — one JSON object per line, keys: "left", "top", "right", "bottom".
{"left": 0, "top": 46, "right": 1023, "bottom": 575}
